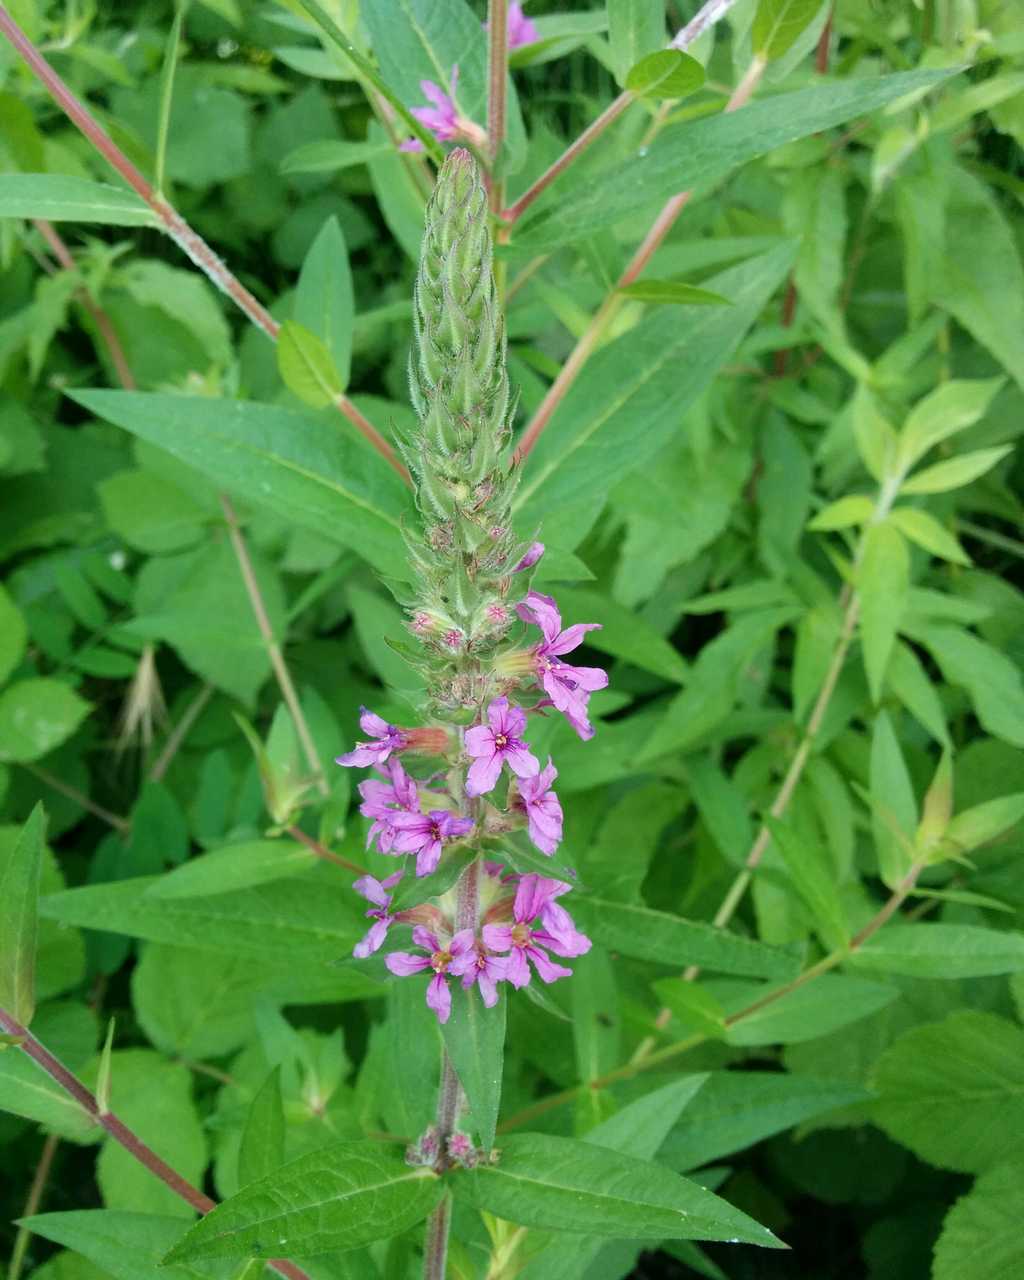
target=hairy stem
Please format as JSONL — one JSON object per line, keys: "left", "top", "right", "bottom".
{"left": 516, "top": 55, "right": 765, "bottom": 462}
{"left": 23, "top": 765, "right": 130, "bottom": 834}
{"left": 487, "top": 0, "right": 508, "bottom": 184}
{"left": 0, "top": 1008, "right": 314, "bottom": 1280}
{"left": 286, "top": 824, "right": 369, "bottom": 876}
{"left": 149, "top": 683, "right": 214, "bottom": 782}
{"left": 0, "top": 3, "right": 406, "bottom": 483}
{"left": 500, "top": 860, "right": 926, "bottom": 1132}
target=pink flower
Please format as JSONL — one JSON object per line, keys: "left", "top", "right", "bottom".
{"left": 512, "top": 541, "right": 544, "bottom": 572}
{"left": 516, "top": 591, "right": 608, "bottom": 741}
{"left": 385, "top": 926, "right": 475, "bottom": 1023}
{"left": 400, "top": 67, "right": 460, "bottom": 152}
{"left": 483, "top": 874, "right": 590, "bottom": 988}
{"left": 336, "top": 707, "right": 407, "bottom": 768}
{"left": 465, "top": 696, "right": 540, "bottom": 797}
{"left": 507, "top": 3, "right": 540, "bottom": 49}
{"left": 513, "top": 758, "right": 563, "bottom": 855}
{"left": 390, "top": 809, "right": 474, "bottom": 876}
{"left": 352, "top": 870, "right": 404, "bottom": 958}
{"left": 448, "top": 935, "right": 507, "bottom": 1006}
{"left": 358, "top": 758, "right": 420, "bottom": 854}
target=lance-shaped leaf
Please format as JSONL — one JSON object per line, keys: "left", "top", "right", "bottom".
{"left": 0, "top": 803, "right": 46, "bottom": 1024}
{"left": 858, "top": 521, "right": 909, "bottom": 703}
{"left": 0, "top": 175, "right": 158, "bottom": 226}
{"left": 67, "top": 390, "right": 412, "bottom": 578}
{"left": 850, "top": 924, "right": 1024, "bottom": 979}
{"left": 624, "top": 50, "right": 704, "bottom": 100}
{"left": 295, "top": 216, "right": 354, "bottom": 391}
{"left": 164, "top": 1142, "right": 442, "bottom": 1261}
{"left": 451, "top": 1133, "right": 784, "bottom": 1246}
{"left": 440, "top": 985, "right": 506, "bottom": 1151}
{"left": 764, "top": 816, "right": 848, "bottom": 952}
{"left": 277, "top": 321, "right": 345, "bottom": 410}
{"left": 238, "top": 1067, "right": 285, "bottom": 1186}
{"left": 752, "top": 0, "right": 825, "bottom": 60}
{"left": 515, "top": 68, "right": 956, "bottom": 249}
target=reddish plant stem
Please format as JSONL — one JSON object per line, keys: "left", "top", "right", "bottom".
{"left": 24, "top": 764, "right": 130, "bottom": 834}
{"left": 816, "top": 7, "right": 834, "bottom": 75}
{"left": 516, "top": 55, "right": 766, "bottom": 463}
{"left": 772, "top": 277, "right": 799, "bottom": 377}
{"left": 0, "top": 3, "right": 407, "bottom": 484}
{"left": 7, "top": 1132, "right": 59, "bottom": 1280}
{"left": 149, "top": 684, "right": 214, "bottom": 782}
{"left": 501, "top": 0, "right": 741, "bottom": 225}
{"left": 0, "top": 1007, "right": 313, "bottom": 1280}
{"left": 286, "top": 823, "right": 369, "bottom": 876}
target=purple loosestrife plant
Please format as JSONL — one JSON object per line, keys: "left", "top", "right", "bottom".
{"left": 335, "top": 149, "right": 603, "bottom": 1176}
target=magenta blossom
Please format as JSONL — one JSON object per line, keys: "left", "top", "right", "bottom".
{"left": 512, "top": 540, "right": 544, "bottom": 572}
{"left": 352, "top": 870, "right": 404, "bottom": 959}
{"left": 358, "top": 758, "right": 419, "bottom": 854}
{"left": 400, "top": 67, "right": 460, "bottom": 153}
{"left": 485, "top": 2, "right": 539, "bottom": 50}
{"left": 465, "top": 695, "right": 540, "bottom": 797}
{"left": 513, "top": 758, "right": 563, "bottom": 855}
{"left": 385, "top": 926, "right": 474, "bottom": 1023}
{"left": 390, "top": 809, "right": 474, "bottom": 876}
{"left": 483, "top": 874, "right": 590, "bottom": 987}
{"left": 516, "top": 591, "right": 608, "bottom": 741}
{"left": 336, "top": 707, "right": 407, "bottom": 768}
{"left": 448, "top": 936, "right": 507, "bottom": 1006}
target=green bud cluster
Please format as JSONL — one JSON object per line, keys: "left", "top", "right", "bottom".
{"left": 396, "top": 148, "right": 527, "bottom": 712}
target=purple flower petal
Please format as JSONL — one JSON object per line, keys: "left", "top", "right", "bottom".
{"left": 527, "top": 944, "right": 573, "bottom": 983}
{"left": 386, "top": 951, "right": 431, "bottom": 977}
{"left": 426, "top": 972, "right": 452, "bottom": 1023}
{"left": 412, "top": 925, "right": 441, "bottom": 952}
{"left": 466, "top": 750, "right": 503, "bottom": 797}
{"left": 504, "top": 744, "right": 540, "bottom": 779}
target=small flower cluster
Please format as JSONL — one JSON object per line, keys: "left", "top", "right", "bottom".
{"left": 400, "top": 5, "right": 538, "bottom": 153}
{"left": 337, "top": 573, "right": 606, "bottom": 1022}
{"left": 334, "top": 149, "right": 603, "bottom": 1023}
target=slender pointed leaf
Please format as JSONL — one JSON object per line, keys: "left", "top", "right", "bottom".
{"left": 0, "top": 803, "right": 46, "bottom": 1024}
{"left": 440, "top": 985, "right": 506, "bottom": 1151}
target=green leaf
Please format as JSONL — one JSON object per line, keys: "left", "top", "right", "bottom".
{"left": 514, "top": 246, "right": 795, "bottom": 542}
{"left": 652, "top": 978, "right": 728, "bottom": 1039}
{"left": 661, "top": 1072, "right": 872, "bottom": 1171}
{"left": 752, "top": 0, "right": 825, "bottom": 60}
{"left": 238, "top": 1067, "right": 285, "bottom": 1186}
{"left": 0, "top": 581, "right": 27, "bottom": 684}
{"left": 571, "top": 947, "right": 621, "bottom": 1126}
{"left": 146, "top": 840, "right": 319, "bottom": 899}
{"left": 295, "top": 215, "right": 354, "bottom": 391}
{"left": 0, "top": 1001, "right": 97, "bottom": 1139}
{"left": 685, "top": 756, "right": 753, "bottom": 868}
{"left": 914, "top": 626, "right": 1024, "bottom": 749}
{"left": 440, "top": 985, "right": 506, "bottom": 1152}
{"left": 871, "top": 1011, "right": 1024, "bottom": 1173}
{"left": 888, "top": 507, "right": 969, "bottom": 565}
{"left": 277, "top": 320, "right": 345, "bottom": 410}
{"left": 763, "top": 816, "right": 847, "bottom": 952}
{"left": 67, "top": 390, "right": 411, "bottom": 578}
{"left": 16, "top": 1211, "right": 234, "bottom": 1280}
{"left": 552, "top": 586, "right": 688, "bottom": 683}
{"left": 898, "top": 378, "right": 1004, "bottom": 470}
{"left": 716, "top": 974, "right": 898, "bottom": 1046}
{"left": 624, "top": 50, "right": 705, "bottom": 100}
{"left": 165, "top": 1142, "right": 442, "bottom": 1261}
{"left": 572, "top": 897, "right": 800, "bottom": 979}
{"left": 0, "top": 175, "right": 158, "bottom": 226}
{"left": 869, "top": 711, "right": 918, "bottom": 887}
{"left": 617, "top": 279, "right": 729, "bottom": 306}
{"left": 516, "top": 68, "right": 956, "bottom": 249}
{"left": 98, "top": 469, "right": 208, "bottom": 554}
{"left": 454, "top": 1132, "right": 782, "bottom": 1245}
{"left": 885, "top": 640, "right": 951, "bottom": 749}
{"left": 851, "top": 924, "right": 1024, "bottom": 979}
{"left": 0, "top": 679, "right": 91, "bottom": 763}
{"left": 901, "top": 446, "right": 1014, "bottom": 495}
{"left": 608, "top": 0, "right": 666, "bottom": 86}
{"left": 0, "top": 804, "right": 45, "bottom": 1024}
{"left": 945, "top": 793, "right": 1024, "bottom": 853}
{"left": 280, "top": 138, "right": 392, "bottom": 175}
{"left": 40, "top": 876, "right": 365, "bottom": 963}
{"left": 807, "top": 494, "right": 873, "bottom": 531}
{"left": 858, "top": 522, "right": 908, "bottom": 702}
{"left": 933, "top": 1158, "right": 1024, "bottom": 1280}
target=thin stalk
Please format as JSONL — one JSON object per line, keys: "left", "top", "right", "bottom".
{"left": 154, "top": 2, "right": 186, "bottom": 197}
{"left": 24, "top": 765, "right": 130, "bottom": 834}
{"left": 499, "top": 860, "right": 926, "bottom": 1133}
{"left": 7, "top": 1133, "right": 59, "bottom": 1280}
{"left": 220, "top": 495, "right": 329, "bottom": 798}
{"left": 516, "top": 56, "right": 766, "bottom": 463}
{"left": 0, "top": 4, "right": 407, "bottom": 483}
{"left": 423, "top": 858, "right": 481, "bottom": 1278}
{"left": 0, "top": 1007, "right": 314, "bottom": 1280}
{"left": 487, "top": 0, "right": 508, "bottom": 181}
{"left": 149, "top": 683, "right": 214, "bottom": 782}
{"left": 286, "top": 823, "right": 369, "bottom": 876}
{"left": 501, "top": 0, "right": 741, "bottom": 224}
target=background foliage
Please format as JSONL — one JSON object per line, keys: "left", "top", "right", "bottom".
{"left": 1, "top": 1, "right": 1024, "bottom": 1278}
